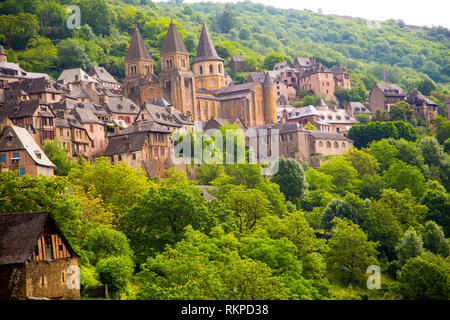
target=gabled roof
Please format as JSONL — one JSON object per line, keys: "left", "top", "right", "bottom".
{"left": 89, "top": 66, "right": 119, "bottom": 84}
{"left": 161, "top": 21, "right": 188, "bottom": 55}
{"left": 406, "top": 88, "right": 438, "bottom": 106}
{"left": 0, "top": 125, "right": 55, "bottom": 168}
{"left": 294, "top": 57, "right": 313, "bottom": 67}
{"left": 105, "top": 97, "right": 139, "bottom": 115}
{"left": 308, "top": 131, "right": 351, "bottom": 141}
{"left": 0, "top": 61, "right": 50, "bottom": 80}
{"left": 0, "top": 212, "right": 76, "bottom": 265}
{"left": 8, "top": 77, "right": 64, "bottom": 95}
{"left": 0, "top": 100, "right": 44, "bottom": 121}
{"left": 195, "top": 23, "right": 223, "bottom": 63}
{"left": 125, "top": 28, "right": 153, "bottom": 61}
{"left": 374, "top": 83, "right": 406, "bottom": 96}
{"left": 58, "top": 69, "right": 97, "bottom": 84}
{"left": 104, "top": 131, "right": 148, "bottom": 156}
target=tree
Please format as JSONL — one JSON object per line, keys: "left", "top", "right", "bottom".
{"left": 421, "top": 187, "right": 450, "bottom": 236}
{"left": 56, "top": 38, "right": 92, "bottom": 71}
{"left": 262, "top": 52, "right": 284, "bottom": 70}
{"left": 318, "top": 157, "right": 359, "bottom": 194}
{"left": 84, "top": 225, "right": 133, "bottom": 265}
{"left": 74, "top": 0, "right": 114, "bottom": 36}
{"left": 343, "top": 148, "right": 379, "bottom": 177}
{"left": 396, "top": 228, "right": 423, "bottom": 264}
{"left": 326, "top": 218, "right": 378, "bottom": 285}
{"left": 271, "top": 157, "right": 308, "bottom": 202}
{"left": 216, "top": 4, "right": 236, "bottom": 33}
{"left": 68, "top": 158, "right": 151, "bottom": 219}
{"left": 320, "top": 194, "right": 369, "bottom": 231}
{"left": 137, "top": 226, "right": 292, "bottom": 300}
{"left": 304, "top": 122, "right": 316, "bottom": 131}
{"left": 42, "top": 139, "right": 78, "bottom": 176}
{"left": 96, "top": 256, "right": 134, "bottom": 297}
{"left": 398, "top": 256, "right": 448, "bottom": 300}
{"left": 119, "top": 172, "right": 232, "bottom": 265}
{"left": 366, "top": 139, "right": 399, "bottom": 172}
{"left": 221, "top": 185, "right": 270, "bottom": 234}
{"left": 417, "top": 77, "right": 436, "bottom": 96}
{"left": 389, "top": 101, "right": 414, "bottom": 123}
{"left": 418, "top": 136, "right": 445, "bottom": 168}
{"left": 421, "top": 221, "right": 449, "bottom": 257}
{"left": 238, "top": 27, "right": 251, "bottom": 40}
{"left": 305, "top": 168, "right": 334, "bottom": 192}
{"left": 383, "top": 160, "right": 426, "bottom": 198}
{"left": 0, "top": 13, "right": 39, "bottom": 49}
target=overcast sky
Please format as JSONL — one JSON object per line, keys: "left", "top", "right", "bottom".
{"left": 178, "top": 0, "right": 449, "bottom": 29}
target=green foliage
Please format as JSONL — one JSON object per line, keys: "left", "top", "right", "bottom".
{"left": 396, "top": 229, "right": 423, "bottom": 264}
{"left": 42, "top": 139, "right": 79, "bottom": 176}
{"left": 304, "top": 122, "right": 316, "bottom": 131}
{"left": 398, "top": 256, "right": 449, "bottom": 300}
{"left": 318, "top": 157, "right": 359, "bottom": 195}
{"left": 388, "top": 101, "right": 414, "bottom": 123}
{"left": 262, "top": 52, "right": 284, "bottom": 70}
{"left": 421, "top": 221, "right": 449, "bottom": 257}
{"left": 421, "top": 187, "right": 450, "bottom": 236}
{"left": 347, "top": 121, "right": 418, "bottom": 149}
{"left": 271, "top": 157, "right": 308, "bottom": 203}
{"left": 326, "top": 217, "right": 378, "bottom": 285}
{"left": 96, "top": 256, "right": 134, "bottom": 296}
{"left": 383, "top": 160, "right": 427, "bottom": 198}
{"left": 68, "top": 157, "right": 151, "bottom": 219}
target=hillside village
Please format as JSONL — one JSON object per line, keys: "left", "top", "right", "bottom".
{"left": 1, "top": 21, "right": 448, "bottom": 177}
{"left": 0, "top": 0, "right": 449, "bottom": 303}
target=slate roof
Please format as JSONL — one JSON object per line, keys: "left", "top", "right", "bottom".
{"left": 57, "top": 68, "right": 97, "bottom": 84}
{"left": 141, "top": 102, "right": 183, "bottom": 128}
{"left": 308, "top": 131, "right": 351, "bottom": 141}
{"left": 125, "top": 28, "right": 153, "bottom": 61}
{"left": 89, "top": 66, "right": 119, "bottom": 84}
{"left": 0, "top": 125, "right": 56, "bottom": 168}
{"left": 250, "top": 122, "right": 303, "bottom": 134}
{"left": 0, "top": 100, "right": 42, "bottom": 121}
{"left": 0, "top": 212, "right": 76, "bottom": 265}
{"left": 294, "top": 57, "right": 313, "bottom": 68}
{"left": 374, "top": 83, "right": 406, "bottom": 96}
{"left": 0, "top": 61, "right": 50, "bottom": 80}
{"left": 195, "top": 23, "right": 223, "bottom": 63}
{"left": 406, "top": 88, "right": 438, "bottom": 106}
{"left": 104, "top": 132, "right": 148, "bottom": 156}
{"left": 161, "top": 21, "right": 188, "bottom": 54}
{"left": 8, "top": 77, "right": 64, "bottom": 95}
{"left": 106, "top": 97, "right": 139, "bottom": 115}
{"left": 215, "top": 82, "right": 257, "bottom": 96}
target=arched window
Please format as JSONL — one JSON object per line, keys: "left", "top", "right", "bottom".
{"left": 334, "top": 141, "right": 339, "bottom": 148}
{"left": 218, "top": 64, "right": 222, "bottom": 73}
{"left": 319, "top": 141, "right": 323, "bottom": 147}
{"left": 181, "top": 59, "right": 186, "bottom": 68}
{"left": 326, "top": 141, "right": 331, "bottom": 148}
{"left": 166, "top": 59, "right": 170, "bottom": 68}
{"left": 342, "top": 142, "right": 346, "bottom": 147}
{"left": 200, "top": 66, "right": 203, "bottom": 74}
{"left": 209, "top": 64, "right": 213, "bottom": 74}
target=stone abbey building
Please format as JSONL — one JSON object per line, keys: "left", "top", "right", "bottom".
{"left": 122, "top": 22, "right": 277, "bottom": 127}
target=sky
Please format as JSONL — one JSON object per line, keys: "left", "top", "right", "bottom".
{"left": 179, "top": 0, "right": 450, "bottom": 29}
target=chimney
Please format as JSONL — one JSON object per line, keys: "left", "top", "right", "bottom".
{"left": 134, "top": 120, "right": 141, "bottom": 132}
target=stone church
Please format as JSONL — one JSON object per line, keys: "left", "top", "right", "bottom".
{"left": 122, "top": 21, "right": 277, "bottom": 127}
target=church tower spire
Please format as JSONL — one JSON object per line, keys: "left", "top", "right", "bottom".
{"left": 124, "top": 27, "right": 154, "bottom": 78}
{"left": 193, "top": 23, "right": 225, "bottom": 91}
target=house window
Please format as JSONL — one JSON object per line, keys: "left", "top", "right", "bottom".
{"left": 13, "top": 153, "right": 20, "bottom": 160}
{"left": 334, "top": 141, "right": 339, "bottom": 148}
{"left": 288, "top": 134, "right": 293, "bottom": 141}
{"left": 199, "top": 66, "right": 203, "bottom": 74}
{"left": 19, "top": 168, "right": 25, "bottom": 176}
{"left": 342, "top": 142, "right": 346, "bottom": 147}
{"left": 44, "top": 235, "right": 53, "bottom": 261}
{"left": 0, "top": 154, "right": 5, "bottom": 162}
{"left": 209, "top": 65, "right": 213, "bottom": 74}
{"left": 326, "top": 141, "right": 331, "bottom": 148}
{"left": 132, "top": 153, "right": 136, "bottom": 160}
{"left": 61, "top": 272, "right": 65, "bottom": 284}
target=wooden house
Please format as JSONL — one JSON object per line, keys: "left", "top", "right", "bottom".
{"left": 0, "top": 212, "right": 80, "bottom": 300}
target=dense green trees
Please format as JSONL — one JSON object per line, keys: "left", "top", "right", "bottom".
{"left": 271, "top": 157, "right": 308, "bottom": 203}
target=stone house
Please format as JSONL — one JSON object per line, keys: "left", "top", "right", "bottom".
{"left": 104, "top": 121, "right": 173, "bottom": 177}
{"left": 344, "top": 101, "right": 372, "bottom": 118}
{"left": 369, "top": 83, "right": 406, "bottom": 112}
{"left": 405, "top": 88, "right": 439, "bottom": 122}
{"left": 202, "top": 117, "right": 247, "bottom": 136}
{"left": 0, "top": 125, "right": 55, "bottom": 177}
{"left": 298, "top": 63, "right": 336, "bottom": 101}
{"left": 230, "top": 56, "right": 246, "bottom": 73}
{"left": 0, "top": 212, "right": 80, "bottom": 300}
{"left": 330, "top": 67, "right": 351, "bottom": 90}
{"left": 104, "top": 96, "right": 140, "bottom": 126}
{"left": 89, "top": 66, "right": 121, "bottom": 90}
{"left": 248, "top": 122, "right": 353, "bottom": 166}
{"left": 0, "top": 99, "right": 56, "bottom": 146}
{"left": 293, "top": 57, "right": 314, "bottom": 73}
{"left": 137, "top": 97, "right": 193, "bottom": 132}
{"left": 7, "top": 77, "right": 66, "bottom": 105}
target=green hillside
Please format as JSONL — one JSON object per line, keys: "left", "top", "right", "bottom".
{"left": 1, "top": 0, "right": 449, "bottom": 91}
